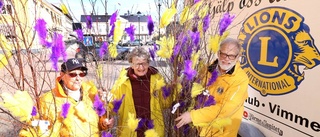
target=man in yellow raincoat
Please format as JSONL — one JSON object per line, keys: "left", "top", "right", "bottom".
{"left": 175, "top": 38, "right": 249, "bottom": 137}
{"left": 109, "top": 47, "right": 168, "bottom": 137}
{"left": 20, "top": 58, "right": 113, "bottom": 137}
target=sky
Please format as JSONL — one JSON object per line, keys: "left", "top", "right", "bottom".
{"left": 47, "top": 0, "right": 161, "bottom": 22}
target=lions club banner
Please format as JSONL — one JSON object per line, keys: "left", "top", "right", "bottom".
{"left": 212, "top": 0, "right": 320, "bottom": 136}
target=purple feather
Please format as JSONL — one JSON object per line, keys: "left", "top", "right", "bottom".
{"left": 206, "top": 69, "right": 218, "bottom": 86}
{"left": 31, "top": 106, "right": 37, "bottom": 116}
{"left": 102, "top": 131, "right": 113, "bottom": 137}
{"left": 204, "top": 95, "right": 216, "bottom": 107}
{"left": 183, "top": 60, "right": 197, "bottom": 81}
{"left": 189, "top": 31, "right": 200, "bottom": 46}
{"left": 194, "top": 0, "right": 200, "bottom": 3}
{"left": 219, "top": 12, "right": 235, "bottom": 35}
{"left": 173, "top": 43, "right": 181, "bottom": 57}
{"left": 108, "top": 24, "right": 115, "bottom": 37}
{"left": 148, "top": 48, "right": 156, "bottom": 61}
{"left": 203, "top": 14, "right": 210, "bottom": 32}
{"left": 137, "top": 118, "right": 146, "bottom": 130}
{"left": 110, "top": 10, "right": 118, "bottom": 26}
{"left": 112, "top": 94, "right": 125, "bottom": 114}
{"left": 34, "top": 19, "right": 50, "bottom": 47}
{"left": 0, "top": 1, "right": 3, "bottom": 12}
{"left": 50, "top": 32, "right": 67, "bottom": 71}
{"left": 147, "top": 15, "right": 154, "bottom": 35}
{"left": 161, "top": 86, "right": 171, "bottom": 99}
{"left": 61, "top": 102, "right": 70, "bottom": 118}
{"left": 93, "top": 94, "right": 106, "bottom": 116}
{"left": 86, "top": 15, "right": 92, "bottom": 29}
{"left": 75, "top": 29, "right": 84, "bottom": 41}
{"left": 99, "top": 42, "right": 109, "bottom": 58}
{"left": 147, "top": 119, "right": 154, "bottom": 129}
{"left": 124, "top": 24, "right": 135, "bottom": 41}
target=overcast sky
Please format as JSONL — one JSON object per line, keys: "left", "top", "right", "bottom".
{"left": 47, "top": 0, "right": 161, "bottom": 22}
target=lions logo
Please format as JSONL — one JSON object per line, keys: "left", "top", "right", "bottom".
{"left": 238, "top": 7, "right": 320, "bottom": 96}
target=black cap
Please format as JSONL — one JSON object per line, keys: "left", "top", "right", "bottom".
{"left": 61, "top": 58, "right": 88, "bottom": 72}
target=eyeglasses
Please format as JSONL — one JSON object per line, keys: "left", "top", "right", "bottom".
{"left": 218, "top": 51, "right": 238, "bottom": 60}
{"left": 68, "top": 72, "right": 87, "bottom": 78}
{"left": 132, "top": 62, "right": 149, "bottom": 68}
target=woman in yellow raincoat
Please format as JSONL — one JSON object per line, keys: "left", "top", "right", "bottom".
{"left": 109, "top": 47, "right": 168, "bottom": 137}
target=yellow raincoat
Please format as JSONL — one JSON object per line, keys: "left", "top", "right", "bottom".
{"left": 190, "top": 61, "right": 249, "bottom": 137}
{"left": 38, "top": 76, "right": 101, "bottom": 137}
{"left": 110, "top": 68, "right": 166, "bottom": 137}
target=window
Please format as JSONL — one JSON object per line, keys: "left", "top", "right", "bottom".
{"left": 1, "top": 0, "right": 13, "bottom": 14}
{"left": 1, "top": 5, "right": 12, "bottom": 14}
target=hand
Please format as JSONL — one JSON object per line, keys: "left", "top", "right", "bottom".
{"left": 175, "top": 112, "right": 192, "bottom": 128}
{"left": 102, "top": 117, "right": 115, "bottom": 129}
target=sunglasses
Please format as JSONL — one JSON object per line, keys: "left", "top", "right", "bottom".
{"left": 67, "top": 72, "right": 87, "bottom": 77}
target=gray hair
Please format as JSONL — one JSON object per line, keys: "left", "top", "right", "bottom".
{"left": 127, "top": 47, "right": 150, "bottom": 63}
{"left": 220, "top": 38, "right": 242, "bottom": 54}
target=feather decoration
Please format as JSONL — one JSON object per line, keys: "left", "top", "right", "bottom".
{"left": 191, "top": 83, "right": 204, "bottom": 98}
{"left": 160, "top": 7, "right": 177, "bottom": 28}
{"left": 156, "top": 35, "right": 175, "bottom": 58}
{"left": 208, "top": 34, "right": 220, "bottom": 53}
{"left": 60, "top": 4, "right": 68, "bottom": 14}
{"left": 127, "top": 112, "right": 140, "bottom": 131}
{"left": 179, "top": 6, "right": 193, "bottom": 25}
{"left": 112, "top": 69, "right": 129, "bottom": 90}
{"left": 144, "top": 129, "right": 159, "bottom": 137}
{"left": 61, "top": 102, "right": 70, "bottom": 118}
{"left": 0, "top": 34, "right": 12, "bottom": 69}
{"left": 0, "top": 90, "right": 34, "bottom": 122}
{"left": 147, "top": 15, "right": 154, "bottom": 35}
{"left": 124, "top": 24, "right": 135, "bottom": 41}
{"left": 112, "top": 94, "right": 125, "bottom": 114}
{"left": 93, "top": 94, "right": 106, "bottom": 116}
{"left": 113, "top": 20, "right": 123, "bottom": 44}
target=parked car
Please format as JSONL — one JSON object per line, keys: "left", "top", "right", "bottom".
{"left": 145, "top": 40, "right": 155, "bottom": 46}
{"left": 75, "top": 41, "right": 132, "bottom": 62}
{"left": 122, "top": 39, "right": 143, "bottom": 47}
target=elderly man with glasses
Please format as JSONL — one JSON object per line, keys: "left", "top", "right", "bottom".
{"left": 175, "top": 38, "right": 249, "bottom": 137}
{"left": 32, "top": 58, "right": 113, "bottom": 137}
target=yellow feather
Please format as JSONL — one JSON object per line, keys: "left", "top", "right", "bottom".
{"left": 179, "top": 6, "right": 194, "bottom": 25}
{"left": 191, "top": 83, "right": 204, "bottom": 98}
{"left": 160, "top": 7, "right": 177, "bottom": 28}
{"left": 191, "top": 0, "right": 203, "bottom": 11}
{"left": 113, "top": 69, "right": 129, "bottom": 90}
{"left": 97, "top": 64, "right": 103, "bottom": 79}
{"left": 156, "top": 35, "right": 174, "bottom": 58}
{"left": 60, "top": 4, "right": 68, "bottom": 15}
{"left": 1, "top": 91, "right": 34, "bottom": 121}
{"left": 191, "top": 52, "right": 200, "bottom": 69}
{"left": 154, "top": 78, "right": 165, "bottom": 91}
{"left": 113, "top": 20, "right": 123, "bottom": 44}
{"left": 127, "top": 112, "right": 140, "bottom": 131}
{"left": 0, "top": 34, "right": 12, "bottom": 69}
{"left": 108, "top": 43, "right": 118, "bottom": 58}
{"left": 208, "top": 35, "right": 220, "bottom": 53}
{"left": 198, "top": 5, "right": 208, "bottom": 19}
{"left": 221, "top": 31, "right": 230, "bottom": 41}
{"left": 144, "top": 129, "right": 159, "bottom": 137}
